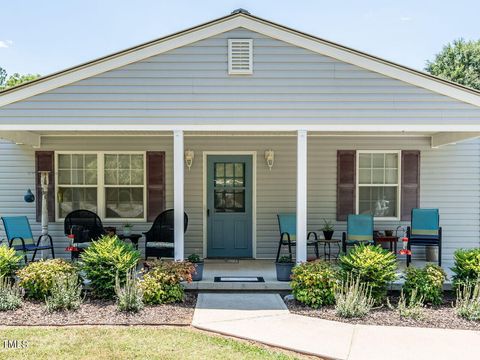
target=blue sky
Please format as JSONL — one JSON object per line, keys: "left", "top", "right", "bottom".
{"left": 1, "top": 0, "right": 479, "bottom": 76}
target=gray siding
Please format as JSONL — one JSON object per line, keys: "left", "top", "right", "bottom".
{"left": 1, "top": 29, "right": 480, "bottom": 126}
{"left": 1, "top": 136, "right": 478, "bottom": 264}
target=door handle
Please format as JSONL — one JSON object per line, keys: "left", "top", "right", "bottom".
{"left": 207, "top": 208, "right": 210, "bottom": 217}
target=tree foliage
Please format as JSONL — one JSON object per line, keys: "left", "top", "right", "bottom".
{"left": 426, "top": 39, "right": 480, "bottom": 90}
{"left": 0, "top": 66, "right": 40, "bottom": 90}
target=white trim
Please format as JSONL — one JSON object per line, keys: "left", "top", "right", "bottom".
{"left": 54, "top": 151, "right": 147, "bottom": 223}
{"left": 296, "top": 130, "right": 308, "bottom": 263}
{"left": 0, "top": 131, "right": 41, "bottom": 147}
{"left": 3, "top": 124, "right": 480, "bottom": 132}
{"left": 174, "top": 130, "right": 185, "bottom": 260}
{"left": 431, "top": 132, "right": 480, "bottom": 148}
{"left": 355, "top": 150, "right": 401, "bottom": 221}
{"left": 2, "top": 13, "right": 480, "bottom": 108}
{"left": 202, "top": 151, "right": 257, "bottom": 259}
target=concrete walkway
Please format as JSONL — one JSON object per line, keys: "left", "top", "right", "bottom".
{"left": 192, "top": 293, "right": 480, "bottom": 360}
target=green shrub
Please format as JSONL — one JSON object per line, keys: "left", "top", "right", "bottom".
{"left": 339, "top": 244, "right": 397, "bottom": 302}
{"left": 452, "top": 248, "right": 480, "bottom": 288}
{"left": 455, "top": 281, "right": 480, "bottom": 321}
{"left": 45, "top": 273, "right": 83, "bottom": 312}
{"left": 402, "top": 264, "right": 446, "bottom": 305}
{"left": 335, "top": 275, "right": 375, "bottom": 318}
{"left": 391, "top": 289, "right": 424, "bottom": 320}
{"left": 187, "top": 254, "right": 201, "bottom": 263}
{"left": 290, "top": 261, "right": 337, "bottom": 308}
{"left": 80, "top": 235, "right": 140, "bottom": 299}
{"left": 140, "top": 261, "right": 194, "bottom": 305}
{"left": 115, "top": 270, "right": 143, "bottom": 312}
{"left": 17, "top": 259, "right": 77, "bottom": 300}
{"left": 0, "top": 245, "right": 22, "bottom": 278}
{"left": 0, "top": 277, "right": 23, "bottom": 311}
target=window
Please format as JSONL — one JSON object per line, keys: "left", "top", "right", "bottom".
{"left": 214, "top": 162, "right": 245, "bottom": 212}
{"left": 357, "top": 151, "right": 400, "bottom": 219}
{"left": 56, "top": 152, "right": 146, "bottom": 221}
{"left": 228, "top": 39, "right": 253, "bottom": 75}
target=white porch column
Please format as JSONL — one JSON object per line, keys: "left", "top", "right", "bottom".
{"left": 296, "top": 130, "right": 308, "bottom": 263}
{"left": 173, "top": 130, "right": 184, "bottom": 260}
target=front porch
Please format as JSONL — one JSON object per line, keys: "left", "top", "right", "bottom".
{"left": 184, "top": 259, "right": 455, "bottom": 291}
{"left": 0, "top": 130, "right": 479, "bottom": 267}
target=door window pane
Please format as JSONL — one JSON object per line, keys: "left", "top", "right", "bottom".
{"left": 213, "top": 161, "right": 246, "bottom": 213}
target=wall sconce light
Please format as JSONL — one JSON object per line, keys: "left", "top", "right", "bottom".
{"left": 185, "top": 150, "right": 194, "bottom": 171}
{"left": 264, "top": 149, "right": 275, "bottom": 171}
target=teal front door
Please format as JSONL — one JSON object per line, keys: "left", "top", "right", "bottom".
{"left": 207, "top": 155, "right": 253, "bottom": 258}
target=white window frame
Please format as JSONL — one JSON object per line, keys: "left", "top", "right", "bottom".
{"left": 356, "top": 150, "right": 401, "bottom": 221}
{"left": 55, "top": 151, "right": 147, "bottom": 223}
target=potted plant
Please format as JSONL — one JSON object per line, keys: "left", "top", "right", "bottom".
{"left": 321, "top": 219, "right": 334, "bottom": 240}
{"left": 187, "top": 253, "right": 204, "bottom": 281}
{"left": 123, "top": 223, "right": 133, "bottom": 236}
{"left": 276, "top": 255, "right": 295, "bottom": 281}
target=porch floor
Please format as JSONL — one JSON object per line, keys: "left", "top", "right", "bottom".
{"left": 184, "top": 259, "right": 454, "bottom": 291}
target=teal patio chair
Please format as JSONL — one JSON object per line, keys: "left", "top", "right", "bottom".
{"left": 407, "top": 208, "right": 442, "bottom": 266}
{"left": 341, "top": 214, "right": 375, "bottom": 253}
{"left": 1, "top": 216, "right": 55, "bottom": 263}
{"left": 276, "top": 214, "right": 319, "bottom": 262}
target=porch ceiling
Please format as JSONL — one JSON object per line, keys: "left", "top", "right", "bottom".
{"left": 1, "top": 130, "right": 479, "bottom": 148}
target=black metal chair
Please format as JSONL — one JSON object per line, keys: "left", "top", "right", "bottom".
{"left": 1, "top": 216, "right": 55, "bottom": 263}
{"left": 406, "top": 208, "right": 442, "bottom": 266}
{"left": 64, "top": 210, "right": 107, "bottom": 258}
{"left": 143, "top": 209, "right": 188, "bottom": 259}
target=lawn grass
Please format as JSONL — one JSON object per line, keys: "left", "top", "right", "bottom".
{"left": 0, "top": 326, "right": 303, "bottom": 359}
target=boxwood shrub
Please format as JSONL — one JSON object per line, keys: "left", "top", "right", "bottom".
{"left": 452, "top": 248, "right": 480, "bottom": 288}
{"left": 80, "top": 235, "right": 140, "bottom": 299}
{"left": 339, "top": 244, "right": 397, "bottom": 303}
{"left": 290, "top": 261, "right": 337, "bottom": 308}
{"left": 402, "top": 264, "right": 446, "bottom": 305}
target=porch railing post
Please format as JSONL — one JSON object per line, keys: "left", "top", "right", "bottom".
{"left": 173, "top": 130, "right": 185, "bottom": 261}
{"left": 296, "top": 130, "right": 307, "bottom": 263}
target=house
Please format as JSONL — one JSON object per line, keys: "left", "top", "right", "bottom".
{"left": 0, "top": 9, "right": 479, "bottom": 266}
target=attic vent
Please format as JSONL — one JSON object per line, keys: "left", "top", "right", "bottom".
{"left": 228, "top": 39, "right": 253, "bottom": 75}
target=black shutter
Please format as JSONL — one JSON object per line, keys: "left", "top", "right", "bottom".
{"left": 337, "top": 150, "right": 356, "bottom": 221}
{"left": 146, "top": 151, "right": 166, "bottom": 221}
{"left": 401, "top": 150, "right": 420, "bottom": 221}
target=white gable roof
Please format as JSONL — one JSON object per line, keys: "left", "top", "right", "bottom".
{"left": 1, "top": 11, "right": 480, "bottom": 108}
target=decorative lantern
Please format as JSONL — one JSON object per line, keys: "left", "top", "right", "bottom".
{"left": 24, "top": 189, "right": 35, "bottom": 203}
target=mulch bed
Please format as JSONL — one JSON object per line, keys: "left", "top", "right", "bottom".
{"left": 1, "top": 292, "right": 197, "bottom": 326}
{"left": 285, "top": 293, "right": 480, "bottom": 331}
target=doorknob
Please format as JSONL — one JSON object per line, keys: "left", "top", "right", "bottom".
{"left": 207, "top": 208, "right": 210, "bottom": 217}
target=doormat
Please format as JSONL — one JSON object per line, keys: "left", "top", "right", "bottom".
{"left": 214, "top": 276, "right": 265, "bottom": 283}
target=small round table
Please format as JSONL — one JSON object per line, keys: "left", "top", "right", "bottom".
{"left": 374, "top": 236, "right": 398, "bottom": 254}
{"left": 318, "top": 239, "right": 341, "bottom": 261}
{"left": 118, "top": 234, "right": 142, "bottom": 250}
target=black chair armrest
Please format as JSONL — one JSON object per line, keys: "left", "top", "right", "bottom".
{"left": 280, "top": 232, "right": 291, "bottom": 243}
{"left": 8, "top": 237, "right": 26, "bottom": 249}
{"left": 307, "top": 231, "right": 318, "bottom": 240}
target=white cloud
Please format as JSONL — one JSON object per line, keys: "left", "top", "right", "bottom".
{"left": 400, "top": 16, "right": 412, "bottom": 22}
{"left": 0, "top": 40, "right": 13, "bottom": 48}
